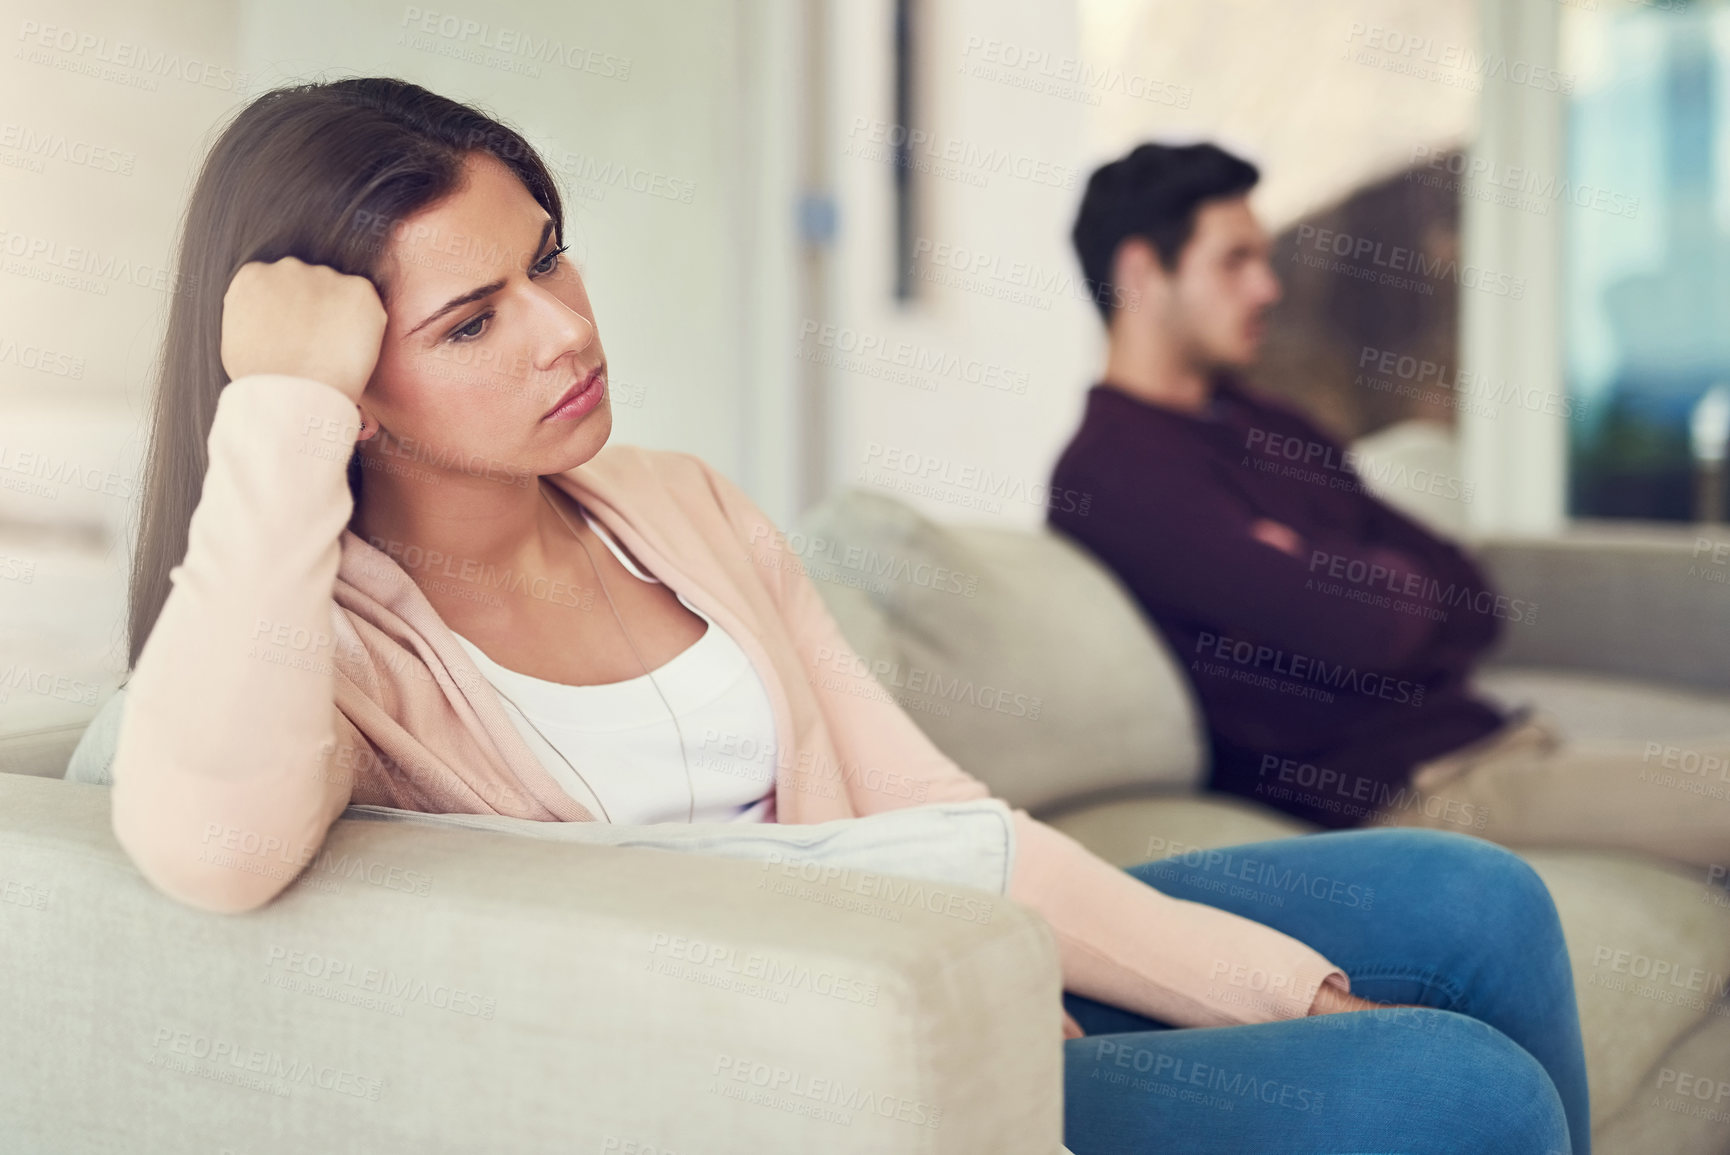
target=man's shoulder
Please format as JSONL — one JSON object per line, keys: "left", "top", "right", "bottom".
{"left": 1052, "top": 389, "right": 1225, "bottom": 491}
{"left": 1046, "top": 427, "right": 1226, "bottom": 538}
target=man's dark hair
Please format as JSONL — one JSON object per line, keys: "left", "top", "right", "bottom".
{"left": 1071, "top": 142, "right": 1260, "bottom": 324}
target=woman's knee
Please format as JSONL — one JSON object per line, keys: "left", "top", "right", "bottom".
{"left": 1341, "top": 1009, "right": 1571, "bottom": 1154}
{"left": 1428, "top": 1011, "right": 1571, "bottom": 1154}
{"left": 1357, "top": 828, "right": 1562, "bottom": 936}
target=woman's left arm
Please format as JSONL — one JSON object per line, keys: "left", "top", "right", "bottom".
{"left": 700, "top": 460, "right": 1351, "bottom": 1029}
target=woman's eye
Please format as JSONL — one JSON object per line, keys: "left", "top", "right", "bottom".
{"left": 534, "top": 245, "right": 568, "bottom": 275}
{"left": 449, "top": 311, "right": 492, "bottom": 343}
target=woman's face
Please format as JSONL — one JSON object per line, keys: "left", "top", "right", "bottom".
{"left": 359, "top": 150, "right": 610, "bottom": 484}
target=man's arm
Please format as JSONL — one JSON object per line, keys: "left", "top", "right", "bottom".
{"left": 1356, "top": 488, "right": 1508, "bottom": 652}
{"left": 1265, "top": 402, "right": 1507, "bottom": 658}
{"left": 1060, "top": 456, "right": 1448, "bottom": 673}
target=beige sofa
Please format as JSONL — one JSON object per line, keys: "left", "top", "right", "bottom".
{"left": 6, "top": 486, "right": 1730, "bottom": 1153}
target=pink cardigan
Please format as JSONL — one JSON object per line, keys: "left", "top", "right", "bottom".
{"left": 110, "top": 372, "right": 1348, "bottom": 1029}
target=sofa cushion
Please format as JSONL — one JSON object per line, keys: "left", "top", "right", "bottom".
{"left": 1041, "top": 792, "right": 1309, "bottom": 864}
{"left": 0, "top": 695, "right": 101, "bottom": 778}
{"left": 794, "top": 489, "right": 1206, "bottom": 812}
{"left": 1594, "top": 1003, "right": 1730, "bottom": 1155}
{"left": 1525, "top": 849, "right": 1730, "bottom": 1136}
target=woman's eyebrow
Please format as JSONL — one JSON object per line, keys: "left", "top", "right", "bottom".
{"left": 405, "top": 218, "right": 558, "bottom": 337}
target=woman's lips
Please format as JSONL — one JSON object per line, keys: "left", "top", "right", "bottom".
{"left": 542, "top": 369, "right": 605, "bottom": 421}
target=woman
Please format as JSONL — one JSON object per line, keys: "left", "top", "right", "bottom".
{"left": 110, "top": 77, "right": 1587, "bottom": 1153}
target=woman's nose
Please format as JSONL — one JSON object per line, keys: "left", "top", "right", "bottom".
{"left": 530, "top": 287, "right": 597, "bottom": 361}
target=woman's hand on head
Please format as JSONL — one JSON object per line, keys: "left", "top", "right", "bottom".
{"left": 221, "top": 255, "right": 388, "bottom": 404}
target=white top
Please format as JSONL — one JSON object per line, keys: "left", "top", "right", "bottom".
{"left": 450, "top": 503, "right": 779, "bottom": 824}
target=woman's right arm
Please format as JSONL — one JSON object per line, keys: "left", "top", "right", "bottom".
{"left": 110, "top": 259, "right": 387, "bottom": 914}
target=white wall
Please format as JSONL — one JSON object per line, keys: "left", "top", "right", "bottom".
{"left": 0, "top": 0, "right": 244, "bottom": 537}
{"left": 821, "top": 0, "right": 1096, "bottom": 531}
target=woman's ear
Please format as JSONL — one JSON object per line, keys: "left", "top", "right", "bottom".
{"left": 356, "top": 404, "right": 378, "bottom": 442}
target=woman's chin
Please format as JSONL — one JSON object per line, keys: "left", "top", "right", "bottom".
{"left": 543, "top": 405, "right": 613, "bottom": 471}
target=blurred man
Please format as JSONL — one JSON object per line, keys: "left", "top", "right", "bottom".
{"left": 1045, "top": 143, "right": 1728, "bottom": 867}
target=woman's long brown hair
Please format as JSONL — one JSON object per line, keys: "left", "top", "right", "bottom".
{"left": 122, "top": 77, "right": 565, "bottom": 681}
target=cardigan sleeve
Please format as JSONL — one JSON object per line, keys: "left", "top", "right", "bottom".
{"left": 109, "top": 373, "right": 362, "bottom": 914}
{"left": 698, "top": 459, "right": 1349, "bottom": 1027}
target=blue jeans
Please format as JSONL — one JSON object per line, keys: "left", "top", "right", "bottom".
{"left": 1061, "top": 828, "right": 1589, "bottom": 1155}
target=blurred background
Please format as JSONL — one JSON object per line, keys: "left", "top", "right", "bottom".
{"left": 0, "top": 0, "right": 1713, "bottom": 728}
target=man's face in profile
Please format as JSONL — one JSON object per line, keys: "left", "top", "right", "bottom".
{"left": 1121, "top": 195, "right": 1283, "bottom": 372}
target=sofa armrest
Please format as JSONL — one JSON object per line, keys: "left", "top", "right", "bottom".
{"left": 1473, "top": 522, "right": 1730, "bottom": 694}
{"left": 0, "top": 774, "right": 1063, "bottom": 1154}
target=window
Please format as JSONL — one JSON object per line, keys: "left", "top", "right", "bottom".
{"left": 1563, "top": 0, "right": 1727, "bottom": 521}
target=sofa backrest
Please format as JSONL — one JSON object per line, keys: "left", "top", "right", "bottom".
{"left": 792, "top": 488, "right": 1205, "bottom": 813}
{"left": 1474, "top": 531, "right": 1730, "bottom": 693}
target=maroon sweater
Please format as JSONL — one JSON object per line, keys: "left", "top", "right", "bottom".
{"left": 1046, "top": 378, "right": 1512, "bottom": 829}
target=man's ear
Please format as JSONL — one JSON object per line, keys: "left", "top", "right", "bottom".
{"left": 1109, "top": 236, "right": 1166, "bottom": 319}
